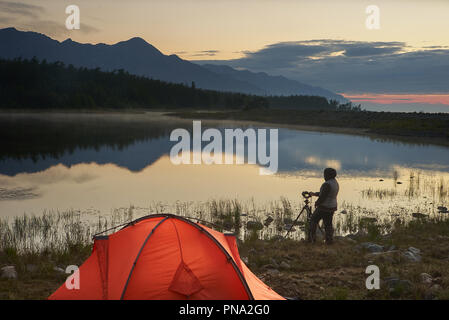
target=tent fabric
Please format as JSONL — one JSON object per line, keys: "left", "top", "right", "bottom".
{"left": 48, "top": 214, "right": 285, "bottom": 300}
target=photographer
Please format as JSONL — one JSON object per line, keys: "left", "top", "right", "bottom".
{"left": 309, "top": 168, "right": 339, "bottom": 244}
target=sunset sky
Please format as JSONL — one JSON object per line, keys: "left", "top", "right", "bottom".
{"left": 2, "top": 0, "right": 449, "bottom": 107}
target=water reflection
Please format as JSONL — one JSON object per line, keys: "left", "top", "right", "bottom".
{"left": 0, "top": 113, "right": 448, "bottom": 220}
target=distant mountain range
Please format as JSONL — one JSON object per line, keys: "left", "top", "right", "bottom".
{"left": 0, "top": 27, "right": 346, "bottom": 102}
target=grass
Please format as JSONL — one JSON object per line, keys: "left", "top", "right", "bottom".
{"left": 239, "top": 217, "right": 449, "bottom": 300}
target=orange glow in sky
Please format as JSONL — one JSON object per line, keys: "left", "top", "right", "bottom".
{"left": 341, "top": 94, "right": 449, "bottom": 106}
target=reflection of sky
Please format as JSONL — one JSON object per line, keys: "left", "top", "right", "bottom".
{"left": 277, "top": 129, "right": 449, "bottom": 175}
{"left": 1, "top": 127, "right": 449, "bottom": 176}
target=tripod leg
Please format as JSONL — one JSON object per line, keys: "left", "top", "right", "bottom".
{"left": 283, "top": 205, "right": 306, "bottom": 239}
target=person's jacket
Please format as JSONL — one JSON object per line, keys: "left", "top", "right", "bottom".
{"left": 315, "top": 178, "right": 339, "bottom": 212}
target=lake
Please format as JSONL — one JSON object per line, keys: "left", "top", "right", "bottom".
{"left": 0, "top": 112, "right": 448, "bottom": 239}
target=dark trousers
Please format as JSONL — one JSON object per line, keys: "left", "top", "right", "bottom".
{"left": 309, "top": 208, "right": 334, "bottom": 243}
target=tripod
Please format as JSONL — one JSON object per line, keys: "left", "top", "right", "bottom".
{"left": 283, "top": 191, "right": 321, "bottom": 240}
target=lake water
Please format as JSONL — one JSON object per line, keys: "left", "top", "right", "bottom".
{"left": 0, "top": 112, "right": 448, "bottom": 238}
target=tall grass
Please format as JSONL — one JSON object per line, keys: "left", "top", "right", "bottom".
{"left": 1, "top": 195, "right": 448, "bottom": 254}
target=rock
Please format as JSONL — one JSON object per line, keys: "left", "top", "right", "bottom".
{"left": 53, "top": 266, "right": 65, "bottom": 273}
{"left": 266, "top": 268, "right": 280, "bottom": 276}
{"left": 408, "top": 247, "right": 421, "bottom": 255}
{"left": 1, "top": 266, "right": 18, "bottom": 279}
{"left": 402, "top": 249, "right": 422, "bottom": 262}
{"left": 340, "top": 210, "right": 348, "bottom": 215}
{"left": 437, "top": 206, "right": 447, "bottom": 212}
{"left": 361, "top": 242, "right": 384, "bottom": 253}
{"left": 280, "top": 261, "right": 291, "bottom": 269}
{"left": 270, "top": 258, "right": 279, "bottom": 268}
{"left": 241, "top": 256, "right": 249, "bottom": 264}
{"left": 420, "top": 273, "right": 433, "bottom": 285}
{"left": 26, "top": 264, "right": 38, "bottom": 273}
{"left": 412, "top": 212, "right": 427, "bottom": 219}
{"left": 388, "top": 245, "right": 396, "bottom": 251}
{"left": 346, "top": 229, "right": 368, "bottom": 240}
{"left": 263, "top": 216, "right": 274, "bottom": 227}
{"left": 247, "top": 221, "right": 263, "bottom": 231}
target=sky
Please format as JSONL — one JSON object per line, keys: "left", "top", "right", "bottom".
{"left": 2, "top": 0, "right": 449, "bottom": 107}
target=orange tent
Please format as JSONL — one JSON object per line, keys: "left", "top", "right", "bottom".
{"left": 49, "top": 214, "right": 285, "bottom": 300}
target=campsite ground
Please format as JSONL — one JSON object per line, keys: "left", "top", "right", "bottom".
{"left": 0, "top": 218, "right": 448, "bottom": 300}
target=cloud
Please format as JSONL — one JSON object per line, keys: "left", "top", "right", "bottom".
{"left": 0, "top": 1, "right": 99, "bottom": 37}
{"left": 197, "top": 40, "right": 449, "bottom": 94}
{"left": 190, "top": 50, "right": 220, "bottom": 57}
{"left": 0, "top": 1, "right": 44, "bottom": 18}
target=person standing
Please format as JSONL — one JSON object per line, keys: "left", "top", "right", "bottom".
{"left": 309, "top": 168, "right": 339, "bottom": 244}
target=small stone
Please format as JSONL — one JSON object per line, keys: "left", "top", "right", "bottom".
{"left": 402, "top": 250, "right": 421, "bottom": 262}
{"left": 241, "top": 256, "right": 249, "bottom": 264}
{"left": 1, "top": 266, "right": 18, "bottom": 279}
{"left": 408, "top": 247, "right": 421, "bottom": 255}
{"left": 420, "top": 273, "right": 433, "bottom": 285}
{"left": 263, "top": 216, "right": 274, "bottom": 227}
{"left": 53, "top": 266, "right": 65, "bottom": 273}
{"left": 280, "top": 261, "right": 291, "bottom": 269}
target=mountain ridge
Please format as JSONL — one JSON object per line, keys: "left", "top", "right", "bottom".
{"left": 0, "top": 27, "right": 346, "bottom": 102}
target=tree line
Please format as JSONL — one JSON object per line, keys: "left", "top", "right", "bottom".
{"left": 0, "top": 58, "right": 358, "bottom": 111}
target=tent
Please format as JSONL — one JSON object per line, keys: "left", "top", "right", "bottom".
{"left": 49, "top": 214, "right": 285, "bottom": 300}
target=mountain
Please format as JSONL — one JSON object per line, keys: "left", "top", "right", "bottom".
{"left": 0, "top": 27, "right": 346, "bottom": 101}
{"left": 200, "top": 64, "right": 346, "bottom": 102}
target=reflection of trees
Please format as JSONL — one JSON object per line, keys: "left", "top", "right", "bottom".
{"left": 0, "top": 116, "right": 179, "bottom": 162}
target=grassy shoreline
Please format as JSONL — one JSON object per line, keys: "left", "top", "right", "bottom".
{"left": 169, "top": 109, "right": 449, "bottom": 147}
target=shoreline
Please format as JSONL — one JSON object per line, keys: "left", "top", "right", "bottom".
{"left": 1, "top": 109, "right": 448, "bottom": 148}
{"left": 164, "top": 111, "right": 449, "bottom": 148}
